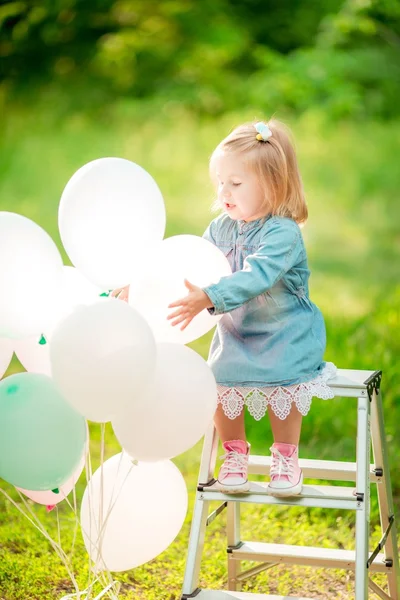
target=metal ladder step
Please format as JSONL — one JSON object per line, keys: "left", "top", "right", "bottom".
{"left": 182, "top": 371, "right": 400, "bottom": 600}
{"left": 185, "top": 591, "right": 317, "bottom": 599}
{"left": 230, "top": 541, "right": 390, "bottom": 573}
{"left": 198, "top": 481, "right": 360, "bottom": 510}
{"left": 248, "top": 456, "right": 380, "bottom": 482}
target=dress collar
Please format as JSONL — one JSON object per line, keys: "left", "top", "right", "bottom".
{"left": 237, "top": 216, "right": 270, "bottom": 233}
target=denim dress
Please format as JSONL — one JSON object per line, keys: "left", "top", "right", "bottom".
{"left": 202, "top": 213, "right": 336, "bottom": 421}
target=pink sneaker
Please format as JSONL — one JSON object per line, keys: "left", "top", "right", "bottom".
{"left": 268, "top": 442, "right": 303, "bottom": 497}
{"left": 217, "top": 440, "right": 250, "bottom": 493}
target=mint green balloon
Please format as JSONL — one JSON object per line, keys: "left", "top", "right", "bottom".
{"left": 0, "top": 373, "right": 87, "bottom": 491}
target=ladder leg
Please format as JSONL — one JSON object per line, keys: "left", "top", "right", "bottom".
{"left": 227, "top": 502, "right": 241, "bottom": 591}
{"left": 371, "top": 388, "right": 400, "bottom": 599}
{"left": 198, "top": 422, "right": 219, "bottom": 485}
{"left": 182, "top": 493, "right": 211, "bottom": 596}
{"left": 355, "top": 395, "right": 371, "bottom": 600}
{"left": 182, "top": 423, "right": 219, "bottom": 597}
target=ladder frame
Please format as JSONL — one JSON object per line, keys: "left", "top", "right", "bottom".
{"left": 181, "top": 369, "right": 400, "bottom": 600}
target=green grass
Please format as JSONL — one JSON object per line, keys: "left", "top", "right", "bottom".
{"left": 0, "top": 99, "right": 399, "bottom": 598}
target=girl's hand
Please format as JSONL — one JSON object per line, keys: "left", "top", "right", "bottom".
{"left": 168, "top": 279, "right": 213, "bottom": 331}
{"left": 110, "top": 285, "right": 130, "bottom": 302}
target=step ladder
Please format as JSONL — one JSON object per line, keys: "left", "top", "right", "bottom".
{"left": 181, "top": 369, "right": 400, "bottom": 600}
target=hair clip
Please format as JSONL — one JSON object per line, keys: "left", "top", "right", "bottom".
{"left": 255, "top": 122, "right": 272, "bottom": 142}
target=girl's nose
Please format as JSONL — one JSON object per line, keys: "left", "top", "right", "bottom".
{"left": 219, "top": 184, "right": 230, "bottom": 199}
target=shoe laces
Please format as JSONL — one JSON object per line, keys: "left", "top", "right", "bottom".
{"left": 219, "top": 450, "right": 248, "bottom": 474}
{"left": 269, "top": 447, "right": 295, "bottom": 478}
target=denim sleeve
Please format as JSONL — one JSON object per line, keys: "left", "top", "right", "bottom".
{"left": 203, "top": 219, "right": 302, "bottom": 315}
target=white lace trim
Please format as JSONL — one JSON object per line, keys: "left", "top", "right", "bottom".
{"left": 217, "top": 362, "right": 338, "bottom": 421}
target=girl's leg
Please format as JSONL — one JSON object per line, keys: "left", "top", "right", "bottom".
{"left": 214, "top": 402, "right": 246, "bottom": 443}
{"left": 214, "top": 403, "right": 249, "bottom": 493}
{"left": 267, "top": 403, "right": 303, "bottom": 497}
{"left": 268, "top": 403, "right": 302, "bottom": 445}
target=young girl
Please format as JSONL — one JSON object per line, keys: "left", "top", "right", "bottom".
{"left": 167, "top": 119, "right": 337, "bottom": 497}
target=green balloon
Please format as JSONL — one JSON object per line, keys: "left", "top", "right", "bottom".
{"left": 0, "top": 373, "right": 87, "bottom": 491}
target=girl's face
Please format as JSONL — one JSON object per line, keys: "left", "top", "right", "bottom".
{"left": 213, "top": 150, "right": 268, "bottom": 222}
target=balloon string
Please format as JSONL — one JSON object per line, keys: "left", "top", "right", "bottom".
{"left": 97, "top": 445, "right": 126, "bottom": 600}
{"left": 93, "top": 579, "right": 121, "bottom": 600}
{"left": 16, "top": 490, "right": 80, "bottom": 594}
{"left": 85, "top": 428, "right": 95, "bottom": 594}
{"left": 72, "top": 428, "right": 121, "bottom": 600}
{"left": 67, "top": 482, "right": 79, "bottom": 564}
{"left": 56, "top": 505, "right": 62, "bottom": 565}
{"left": 83, "top": 423, "right": 107, "bottom": 575}
{"left": 97, "top": 423, "right": 106, "bottom": 569}
{"left": 0, "top": 487, "right": 81, "bottom": 598}
{"left": 0, "top": 427, "right": 119, "bottom": 600}
{"left": 70, "top": 424, "right": 126, "bottom": 598}
{"left": 0, "top": 426, "right": 127, "bottom": 600}
{"left": 87, "top": 429, "right": 133, "bottom": 576}
{"left": 60, "top": 578, "right": 121, "bottom": 600}
{"left": 18, "top": 491, "right": 82, "bottom": 598}
{"left": 66, "top": 424, "right": 118, "bottom": 600}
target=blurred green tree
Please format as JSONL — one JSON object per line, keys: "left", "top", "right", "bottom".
{"left": 0, "top": 0, "right": 399, "bottom": 118}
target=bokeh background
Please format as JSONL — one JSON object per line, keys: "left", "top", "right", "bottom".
{"left": 0, "top": 1, "right": 399, "bottom": 598}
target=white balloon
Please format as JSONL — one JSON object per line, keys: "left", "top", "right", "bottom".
{"left": 46, "top": 265, "right": 107, "bottom": 336}
{"left": 80, "top": 453, "right": 187, "bottom": 572}
{"left": 50, "top": 300, "right": 156, "bottom": 422}
{"left": 59, "top": 158, "right": 166, "bottom": 289}
{"left": 14, "top": 267, "right": 105, "bottom": 376}
{"left": 0, "top": 212, "right": 63, "bottom": 338}
{"left": 0, "top": 338, "right": 13, "bottom": 379}
{"left": 13, "top": 335, "right": 51, "bottom": 376}
{"left": 129, "top": 235, "right": 231, "bottom": 344}
{"left": 112, "top": 343, "right": 217, "bottom": 461}
{"left": 56, "top": 266, "right": 105, "bottom": 324}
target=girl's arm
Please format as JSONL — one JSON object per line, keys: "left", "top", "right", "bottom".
{"left": 203, "top": 218, "right": 302, "bottom": 315}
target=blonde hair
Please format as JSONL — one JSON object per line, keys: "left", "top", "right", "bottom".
{"left": 210, "top": 119, "right": 308, "bottom": 225}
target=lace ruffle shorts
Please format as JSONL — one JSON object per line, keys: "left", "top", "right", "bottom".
{"left": 217, "top": 362, "right": 338, "bottom": 421}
